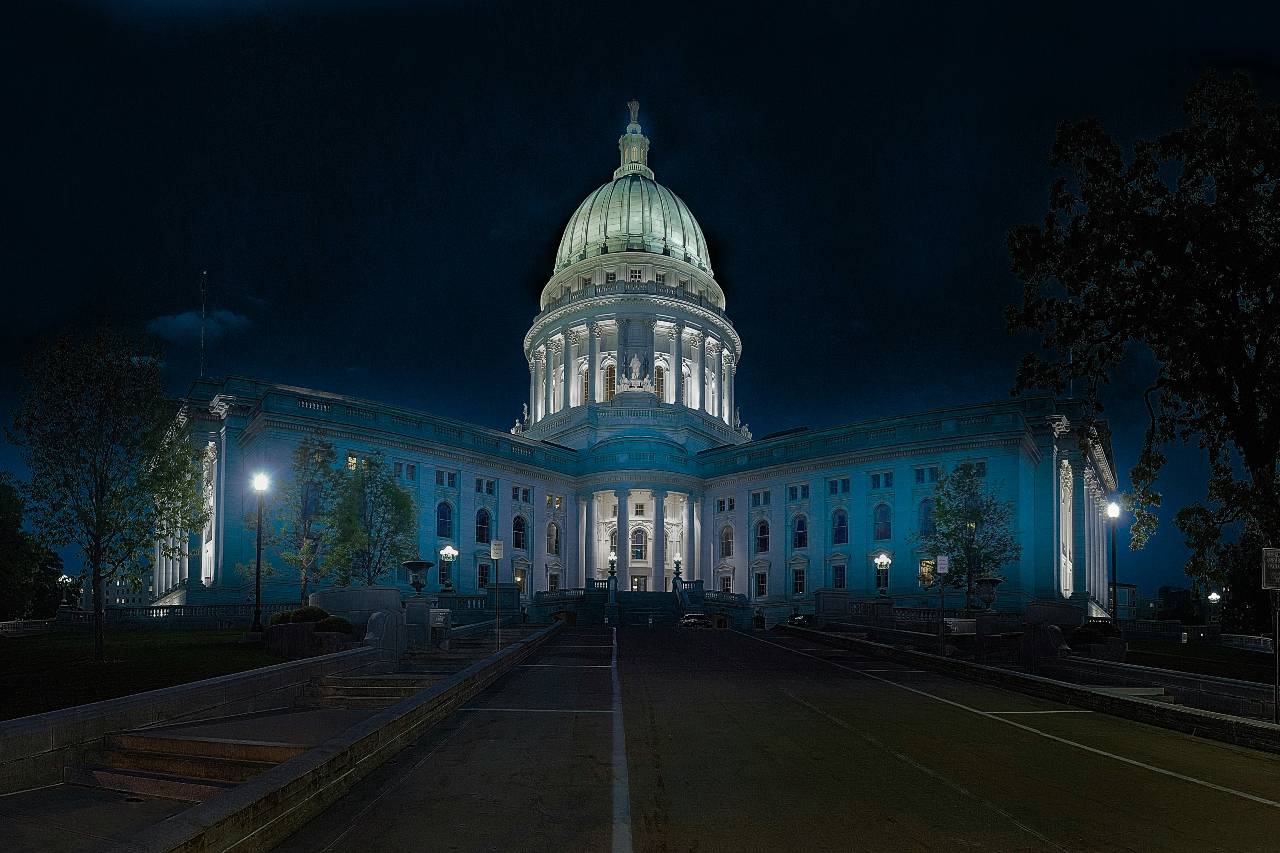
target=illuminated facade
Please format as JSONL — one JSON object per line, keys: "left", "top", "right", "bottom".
{"left": 159, "top": 105, "right": 1119, "bottom": 620}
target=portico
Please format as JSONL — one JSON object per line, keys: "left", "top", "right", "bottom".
{"left": 579, "top": 488, "right": 695, "bottom": 592}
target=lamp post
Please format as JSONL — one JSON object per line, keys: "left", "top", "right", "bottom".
{"left": 1107, "top": 501, "right": 1121, "bottom": 618}
{"left": 1207, "top": 590, "right": 1222, "bottom": 625}
{"left": 673, "top": 556, "right": 682, "bottom": 592}
{"left": 438, "top": 544, "right": 458, "bottom": 590}
{"left": 251, "top": 472, "right": 269, "bottom": 633}
{"left": 874, "top": 553, "right": 891, "bottom": 597}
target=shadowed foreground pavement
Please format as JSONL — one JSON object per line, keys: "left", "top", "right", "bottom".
{"left": 276, "top": 627, "right": 1280, "bottom": 852}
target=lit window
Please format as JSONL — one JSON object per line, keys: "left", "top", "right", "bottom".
{"left": 547, "top": 522, "right": 560, "bottom": 556}
{"left": 755, "top": 572, "right": 768, "bottom": 597}
{"left": 476, "top": 509, "right": 491, "bottom": 544}
{"left": 629, "top": 268, "right": 642, "bottom": 282}
{"left": 631, "top": 529, "right": 647, "bottom": 561}
{"left": 549, "top": 573, "right": 560, "bottom": 592}
{"left": 655, "top": 365, "right": 665, "bottom": 398}
{"left": 832, "top": 510, "right": 848, "bottom": 545}
{"left": 755, "top": 520, "right": 770, "bottom": 554}
{"left": 512, "top": 516, "right": 527, "bottom": 550}
{"left": 581, "top": 369, "right": 589, "bottom": 404}
{"left": 875, "top": 559, "right": 890, "bottom": 592}
{"left": 793, "top": 515, "right": 808, "bottom": 548}
{"left": 720, "top": 526, "right": 734, "bottom": 558}
{"left": 436, "top": 502, "right": 452, "bottom": 538}
{"left": 833, "top": 565, "right": 846, "bottom": 589}
{"left": 605, "top": 364, "right": 616, "bottom": 401}
{"left": 793, "top": 569, "right": 806, "bottom": 596}
{"left": 347, "top": 453, "right": 358, "bottom": 471}
{"left": 721, "top": 575, "right": 733, "bottom": 593}
{"left": 873, "top": 504, "right": 892, "bottom": 541}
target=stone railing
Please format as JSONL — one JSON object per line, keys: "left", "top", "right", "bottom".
{"left": 540, "top": 280, "right": 727, "bottom": 321}
{"left": 0, "top": 619, "right": 54, "bottom": 636}
{"left": 703, "top": 590, "right": 748, "bottom": 606}
{"left": 1221, "top": 634, "right": 1274, "bottom": 654}
{"left": 55, "top": 603, "right": 295, "bottom": 627}
{"left": 586, "top": 578, "right": 610, "bottom": 591}
{"left": 533, "top": 589, "right": 586, "bottom": 605}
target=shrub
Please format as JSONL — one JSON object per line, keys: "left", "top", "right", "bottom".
{"left": 315, "top": 615, "right": 354, "bottom": 634}
{"left": 292, "top": 606, "right": 329, "bottom": 623}
{"left": 269, "top": 611, "right": 292, "bottom": 626}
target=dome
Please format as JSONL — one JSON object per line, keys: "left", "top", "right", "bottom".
{"left": 552, "top": 101, "right": 712, "bottom": 276}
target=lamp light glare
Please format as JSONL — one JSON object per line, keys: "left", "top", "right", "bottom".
{"left": 1207, "top": 591, "right": 1222, "bottom": 604}
{"left": 1107, "top": 501, "right": 1120, "bottom": 519}
{"left": 252, "top": 473, "right": 269, "bottom": 492}
{"left": 439, "top": 544, "right": 458, "bottom": 561}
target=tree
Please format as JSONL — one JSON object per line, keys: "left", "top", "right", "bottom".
{"left": 0, "top": 473, "right": 43, "bottom": 620}
{"left": 330, "top": 452, "right": 415, "bottom": 586}
{"left": 1007, "top": 72, "right": 1280, "bottom": 584}
{"left": 273, "top": 433, "right": 342, "bottom": 605}
{"left": 8, "top": 327, "right": 207, "bottom": 660}
{"left": 1204, "top": 529, "right": 1272, "bottom": 635}
{"left": 913, "top": 463, "right": 1022, "bottom": 610}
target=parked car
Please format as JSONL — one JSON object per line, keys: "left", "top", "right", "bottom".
{"left": 787, "top": 613, "right": 817, "bottom": 627}
{"left": 679, "top": 613, "right": 712, "bottom": 628}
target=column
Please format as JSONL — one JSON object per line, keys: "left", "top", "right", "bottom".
{"left": 670, "top": 324, "right": 683, "bottom": 405}
{"left": 683, "top": 495, "right": 694, "bottom": 580}
{"left": 727, "top": 354, "right": 736, "bottom": 426}
{"left": 581, "top": 493, "right": 596, "bottom": 583}
{"left": 528, "top": 361, "right": 537, "bottom": 423}
{"left": 542, "top": 346, "right": 553, "bottom": 420}
{"left": 718, "top": 348, "right": 729, "bottom": 423}
{"left": 652, "top": 489, "right": 667, "bottom": 590}
{"left": 704, "top": 339, "right": 718, "bottom": 415}
{"left": 693, "top": 331, "right": 705, "bottom": 412}
{"left": 587, "top": 323, "right": 599, "bottom": 403}
{"left": 561, "top": 329, "right": 573, "bottom": 412}
{"left": 615, "top": 488, "right": 630, "bottom": 584}
{"left": 645, "top": 320, "right": 657, "bottom": 385}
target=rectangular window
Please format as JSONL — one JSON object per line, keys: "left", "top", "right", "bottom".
{"left": 478, "top": 564, "right": 490, "bottom": 588}
{"left": 513, "top": 486, "right": 520, "bottom": 501}
{"left": 841, "top": 478, "right": 850, "bottom": 493}
{"left": 721, "top": 575, "right": 733, "bottom": 593}
{"left": 439, "top": 562, "right": 451, "bottom": 586}
{"left": 755, "top": 572, "right": 768, "bottom": 597}
{"left": 605, "top": 271, "right": 617, "bottom": 282}
{"left": 406, "top": 464, "right": 416, "bottom": 481}
{"left": 475, "top": 478, "right": 483, "bottom": 493}
{"left": 915, "top": 466, "right": 941, "bottom": 485}
{"left": 871, "top": 471, "right": 893, "bottom": 490}
{"left": 582, "top": 276, "right": 593, "bottom": 287}
{"left": 486, "top": 480, "right": 495, "bottom": 495}
{"left": 833, "top": 565, "right": 846, "bottom": 589}
{"left": 549, "top": 573, "right": 560, "bottom": 592}
{"left": 829, "top": 480, "right": 838, "bottom": 496}
{"left": 628, "top": 268, "right": 642, "bottom": 282}
{"left": 347, "top": 453, "right": 358, "bottom": 471}
{"left": 437, "top": 471, "right": 445, "bottom": 485}
{"left": 728, "top": 497, "right": 735, "bottom": 511}
{"left": 655, "top": 272, "right": 666, "bottom": 284}
{"left": 394, "top": 462, "right": 403, "bottom": 478}
{"left": 635, "top": 503, "right": 645, "bottom": 517}
{"left": 554, "top": 495, "right": 562, "bottom": 510}
{"left": 612, "top": 503, "right": 618, "bottom": 517}
{"left": 751, "top": 489, "right": 770, "bottom": 507}
{"left": 717, "top": 498, "right": 726, "bottom": 513}
{"left": 793, "top": 570, "right": 806, "bottom": 596}
{"left": 875, "top": 561, "right": 890, "bottom": 592}
{"left": 523, "top": 488, "right": 532, "bottom": 503}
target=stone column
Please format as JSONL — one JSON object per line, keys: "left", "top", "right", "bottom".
{"left": 718, "top": 347, "right": 729, "bottom": 423}
{"left": 693, "top": 331, "right": 705, "bottom": 412}
{"left": 652, "top": 489, "right": 667, "bottom": 590}
{"left": 704, "top": 339, "right": 718, "bottom": 416}
{"left": 727, "top": 354, "right": 736, "bottom": 427}
{"left": 587, "top": 323, "right": 599, "bottom": 403}
{"left": 670, "top": 325, "right": 683, "bottom": 405}
{"left": 561, "top": 329, "right": 573, "bottom": 411}
{"left": 582, "top": 493, "right": 596, "bottom": 582}
{"left": 683, "top": 494, "right": 695, "bottom": 580}
{"left": 528, "top": 361, "right": 537, "bottom": 423}
{"left": 615, "top": 488, "right": 630, "bottom": 584}
{"left": 541, "top": 349, "right": 552, "bottom": 421}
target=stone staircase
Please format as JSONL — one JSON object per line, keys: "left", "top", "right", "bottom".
{"left": 75, "top": 731, "right": 303, "bottom": 803}
{"left": 615, "top": 591, "right": 682, "bottom": 626}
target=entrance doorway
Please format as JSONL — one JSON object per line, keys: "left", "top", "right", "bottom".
{"left": 630, "top": 576, "right": 648, "bottom": 592}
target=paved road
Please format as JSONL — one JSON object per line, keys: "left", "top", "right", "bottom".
{"left": 276, "top": 627, "right": 1280, "bottom": 852}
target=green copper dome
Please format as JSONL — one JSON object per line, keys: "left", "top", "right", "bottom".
{"left": 553, "top": 102, "right": 712, "bottom": 276}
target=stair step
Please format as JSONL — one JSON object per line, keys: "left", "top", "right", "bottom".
{"left": 107, "top": 732, "right": 306, "bottom": 764}
{"left": 315, "top": 685, "right": 423, "bottom": 698}
{"left": 73, "top": 765, "right": 235, "bottom": 803}
{"left": 295, "top": 695, "right": 402, "bottom": 710}
{"left": 317, "top": 675, "right": 433, "bottom": 688}
{"left": 98, "top": 748, "right": 276, "bottom": 783}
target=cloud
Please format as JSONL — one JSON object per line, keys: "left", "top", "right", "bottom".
{"left": 148, "top": 308, "right": 251, "bottom": 344}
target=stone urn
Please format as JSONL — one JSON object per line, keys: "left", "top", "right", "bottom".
{"left": 976, "top": 576, "right": 1004, "bottom": 611}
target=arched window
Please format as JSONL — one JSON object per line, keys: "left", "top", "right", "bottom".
{"left": 631, "top": 528, "right": 647, "bottom": 561}
{"left": 720, "top": 526, "right": 734, "bottom": 558}
{"left": 655, "top": 365, "right": 665, "bottom": 399}
{"left": 547, "top": 522, "right": 560, "bottom": 556}
{"left": 755, "top": 520, "right": 770, "bottom": 554}
{"left": 873, "top": 503, "right": 892, "bottom": 541}
{"left": 605, "top": 364, "right": 616, "bottom": 402}
{"left": 610, "top": 528, "right": 618, "bottom": 552}
{"left": 475, "top": 508, "right": 491, "bottom": 544}
{"left": 436, "top": 502, "right": 452, "bottom": 538}
{"left": 512, "top": 515, "right": 527, "bottom": 550}
{"left": 918, "top": 499, "right": 936, "bottom": 537}
{"left": 793, "top": 515, "right": 808, "bottom": 549}
{"left": 832, "top": 510, "right": 848, "bottom": 545}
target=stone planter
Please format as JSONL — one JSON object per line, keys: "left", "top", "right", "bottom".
{"left": 309, "top": 587, "right": 403, "bottom": 629}
{"left": 975, "top": 576, "right": 1004, "bottom": 612}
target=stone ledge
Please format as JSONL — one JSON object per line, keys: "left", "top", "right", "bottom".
{"left": 779, "top": 625, "right": 1280, "bottom": 755}
{"left": 109, "top": 621, "right": 564, "bottom": 853}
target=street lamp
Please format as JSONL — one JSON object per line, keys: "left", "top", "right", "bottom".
{"left": 251, "top": 473, "right": 269, "bottom": 633}
{"left": 673, "top": 556, "right": 682, "bottom": 592}
{"left": 438, "top": 544, "right": 458, "bottom": 590}
{"left": 1107, "top": 501, "right": 1121, "bottom": 619}
{"left": 874, "top": 553, "right": 891, "bottom": 597}
{"left": 608, "top": 549, "right": 618, "bottom": 579}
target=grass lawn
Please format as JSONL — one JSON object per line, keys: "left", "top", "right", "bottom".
{"left": 1126, "top": 639, "right": 1274, "bottom": 683}
{"left": 0, "top": 629, "right": 279, "bottom": 721}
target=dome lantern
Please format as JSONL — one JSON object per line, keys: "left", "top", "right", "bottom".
{"left": 615, "top": 99, "right": 654, "bottom": 180}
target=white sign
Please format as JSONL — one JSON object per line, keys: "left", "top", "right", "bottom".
{"left": 1263, "top": 548, "right": 1280, "bottom": 589}
{"left": 936, "top": 555, "right": 950, "bottom": 575}
{"left": 490, "top": 540, "right": 504, "bottom": 561}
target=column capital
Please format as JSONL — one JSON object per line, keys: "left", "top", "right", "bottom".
{"left": 685, "top": 329, "right": 704, "bottom": 345}
{"left": 650, "top": 488, "right": 668, "bottom": 499}
{"left": 568, "top": 330, "right": 585, "bottom": 347}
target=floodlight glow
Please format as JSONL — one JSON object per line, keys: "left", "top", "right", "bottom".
{"left": 1106, "top": 502, "right": 1120, "bottom": 519}
{"left": 439, "top": 544, "right": 458, "bottom": 561}
{"left": 252, "top": 473, "right": 269, "bottom": 492}
{"left": 875, "top": 553, "right": 891, "bottom": 567}
{"left": 1207, "top": 591, "right": 1222, "bottom": 603}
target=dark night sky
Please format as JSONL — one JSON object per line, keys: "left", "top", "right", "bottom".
{"left": 4, "top": 0, "right": 1279, "bottom": 591}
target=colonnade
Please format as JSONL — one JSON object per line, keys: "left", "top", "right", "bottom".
{"left": 578, "top": 488, "right": 698, "bottom": 591}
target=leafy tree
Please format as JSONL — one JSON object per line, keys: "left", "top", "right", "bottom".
{"left": 7, "top": 327, "right": 207, "bottom": 659}
{"left": 1007, "top": 72, "right": 1280, "bottom": 585}
{"left": 330, "top": 452, "right": 415, "bottom": 586}
{"left": 273, "top": 433, "right": 342, "bottom": 605}
{"left": 913, "top": 463, "right": 1022, "bottom": 610}
{"left": 1203, "top": 529, "right": 1272, "bottom": 635}
{"left": 0, "top": 473, "right": 43, "bottom": 620}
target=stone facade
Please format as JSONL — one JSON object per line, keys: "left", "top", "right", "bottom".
{"left": 157, "top": 105, "right": 1119, "bottom": 619}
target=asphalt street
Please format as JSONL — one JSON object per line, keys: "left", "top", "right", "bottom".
{"left": 275, "top": 626, "right": 1280, "bottom": 852}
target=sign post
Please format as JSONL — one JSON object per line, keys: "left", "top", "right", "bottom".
{"left": 936, "top": 556, "right": 950, "bottom": 656}
{"left": 491, "top": 540, "right": 505, "bottom": 651}
{"left": 1263, "top": 548, "right": 1280, "bottom": 723}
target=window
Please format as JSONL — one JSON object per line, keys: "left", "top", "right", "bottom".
{"left": 436, "top": 470, "right": 456, "bottom": 487}
{"left": 394, "top": 461, "right": 403, "bottom": 478}
{"left": 549, "top": 573, "right": 560, "bottom": 592}
{"left": 833, "top": 565, "right": 846, "bottom": 589}
{"left": 439, "top": 561, "right": 451, "bottom": 586}
{"left": 475, "top": 508, "right": 491, "bottom": 544}
{"left": 755, "top": 520, "right": 770, "bottom": 553}
{"left": 873, "top": 503, "right": 892, "bottom": 541}
{"left": 406, "top": 464, "right": 416, "bottom": 481}
{"left": 581, "top": 369, "right": 589, "bottom": 404}
{"left": 656, "top": 272, "right": 666, "bottom": 284}
{"left": 919, "top": 499, "right": 936, "bottom": 536}
{"left": 631, "top": 529, "right": 647, "bottom": 561}
{"left": 635, "top": 503, "right": 646, "bottom": 517}
{"left": 751, "top": 489, "right": 771, "bottom": 507}
{"left": 915, "top": 465, "right": 941, "bottom": 485}
{"left": 788, "top": 484, "right": 809, "bottom": 501}
{"left": 793, "top": 569, "right": 806, "bottom": 596}
{"left": 828, "top": 477, "right": 851, "bottom": 495}
{"left": 628, "top": 268, "right": 642, "bottom": 282}
{"left": 347, "top": 453, "right": 358, "bottom": 471}
{"left": 832, "top": 510, "right": 848, "bottom": 545}
{"left": 478, "top": 563, "right": 490, "bottom": 588}
{"left": 475, "top": 478, "right": 483, "bottom": 493}
{"left": 717, "top": 498, "right": 726, "bottom": 513}
{"left": 581, "top": 275, "right": 593, "bottom": 287}
{"left": 720, "top": 526, "right": 734, "bottom": 558}
{"left": 717, "top": 497, "right": 735, "bottom": 513}
{"left": 512, "top": 516, "right": 527, "bottom": 550}
{"left": 610, "top": 528, "right": 618, "bottom": 551}
{"left": 875, "top": 559, "right": 890, "bottom": 592}
{"left": 605, "top": 271, "right": 617, "bottom": 283}
{"left": 721, "top": 575, "right": 733, "bottom": 593}
{"left": 512, "top": 486, "right": 520, "bottom": 501}
{"left": 870, "top": 471, "right": 893, "bottom": 490}
{"left": 974, "top": 460, "right": 987, "bottom": 477}
{"left": 793, "top": 515, "right": 808, "bottom": 548}
{"left": 655, "top": 365, "right": 665, "bottom": 398}
{"left": 605, "top": 364, "right": 616, "bottom": 401}
{"left": 524, "top": 487, "right": 532, "bottom": 502}
{"left": 436, "top": 502, "right": 452, "bottom": 538}
{"left": 486, "top": 479, "right": 495, "bottom": 495}
{"left": 547, "top": 522, "right": 560, "bottom": 556}
{"left": 755, "top": 572, "right": 768, "bottom": 597}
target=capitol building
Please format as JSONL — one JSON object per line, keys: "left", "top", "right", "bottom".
{"left": 158, "top": 104, "right": 1119, "bottom": 621}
